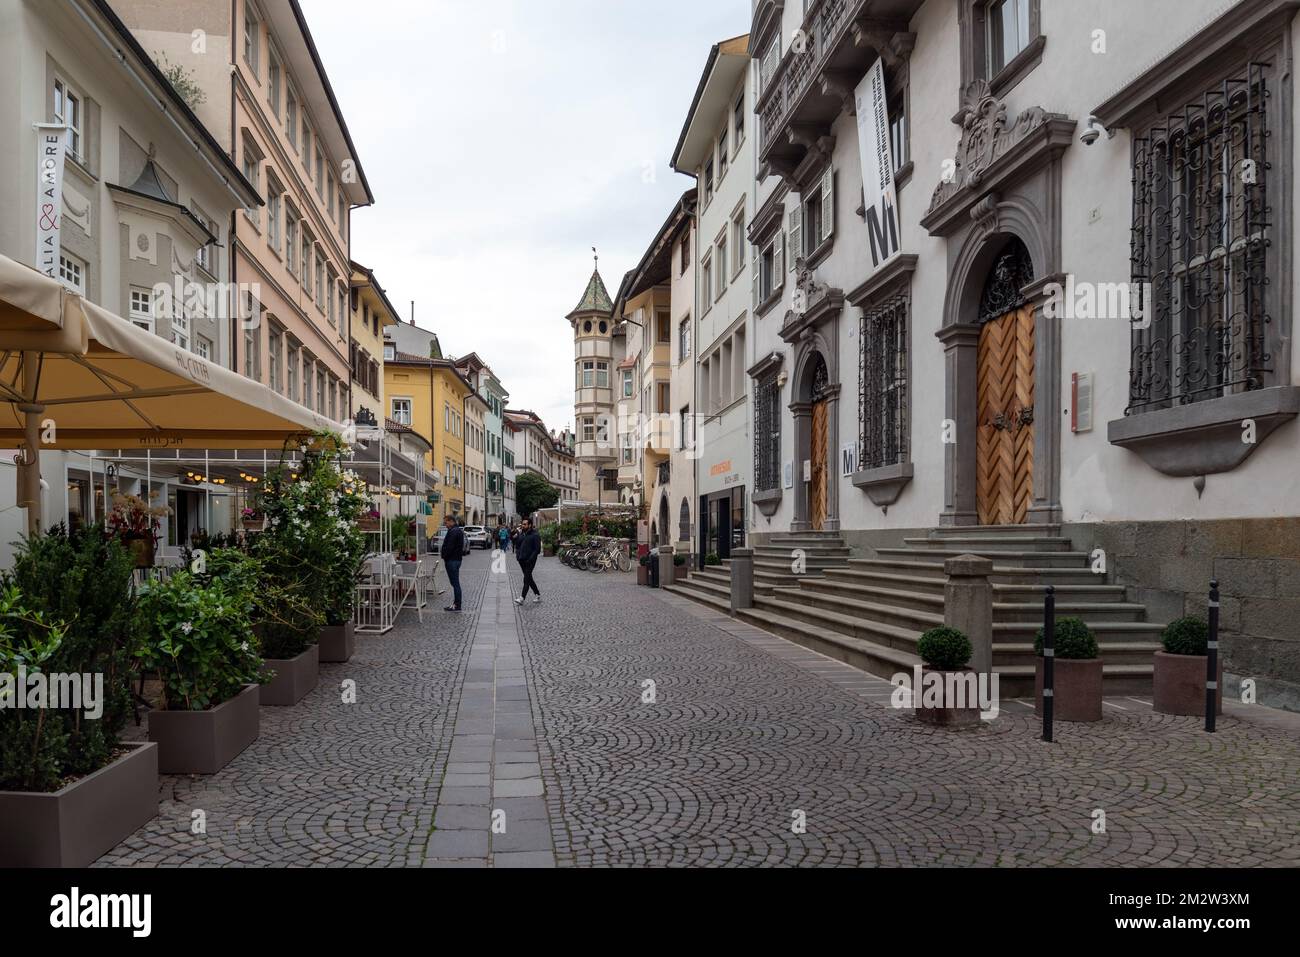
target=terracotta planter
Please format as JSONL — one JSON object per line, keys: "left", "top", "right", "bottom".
{"left": 318, "top": 621, "right": 356, "bottom": 664}
{"left": 0, "top": 743, "right": 158, "bottom": 867}
{"left": 674, "top": 562, "right": 690, "bottom": 580}
{"left": 259, "top": 645, "right": 320, "bottom": 706}
{"left": 1153, "top": 651, "right": 1223, "bottom": 717}
{"left": 914, "top": 667, "right": 983, "bottom": 728}
{"left": 1035, "top": 657, "right": 1104, "bottom": 723}
{"left": 637, "top": 565, "right": 650, "bottom": 586}
{"left": 147, "top": 684, "right": 260, "bottom": 774}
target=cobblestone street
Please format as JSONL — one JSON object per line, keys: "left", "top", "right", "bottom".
{"left": 99, "top": 552, "right": 1300, "bottom": 868}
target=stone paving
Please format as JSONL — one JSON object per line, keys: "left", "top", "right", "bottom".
{"left": 96, "top": 552, "right": 1300, "bottom": 868}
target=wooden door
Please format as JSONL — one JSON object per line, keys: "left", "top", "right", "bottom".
{"left": 976, "top": 305, "right": 1035, "bottom": 526}
{"left": 810, "top": 399, "right": 829, "bottom": 530}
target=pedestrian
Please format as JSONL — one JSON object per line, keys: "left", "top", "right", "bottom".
{"left": 513, "top": 517, "right": 542, "bottom": 606}
{"left": 497, "top": 523, "right": 510, "bottom": 553}
{"left": 440, "top": 514, "right": 466, "bottom": 612}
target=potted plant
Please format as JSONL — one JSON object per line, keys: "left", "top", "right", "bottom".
{"left": 106, "top": 492, "right": 168, "bottom": 568}
{"left": 319, "top": 469, "right": 368, "bottom": 663}
{"left": 705, "top": 552, "right": 722, "bottom": 566}
{"left": 1034, "top": 617, "right": 1103, "bottom": 723}
{"left": 357, "top": 506, "right": 381, "bottom": 532}
{"left": 136, "top": 556, "right": 264, "bottom": 775}
{"left": 1153, "top": 617, "right": 1222, "bottom": 717}
{"left": 673, "top": 552, "right": 689, "bottom": 580}
{"left": 0, "top": 526, "right": 157, "bottom": 867}
{"left": 637, "top": 552, "right": 652, "bottom": 586}
{"left": 913, "top": 627, "right": 982, "bottom": 727}
{"left": 240, "top": 507, "right": 265, "bottom": 531}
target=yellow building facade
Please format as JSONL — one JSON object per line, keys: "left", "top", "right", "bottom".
{"left": 349, "top": 262, "right": 399, "bottom": 422}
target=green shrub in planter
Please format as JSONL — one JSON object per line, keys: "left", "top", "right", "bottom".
{"left": 0, "top": 586, "right": 71, "bottom": 792}
{"left": 917, "top": 627, "right": 973, "bottom": 671}
{"left": 639, "top": 553, "right": 653, "bottom": 568}
{"left": 1033, "top": 617, "right": 1099, "bottom": 659}
{"left": 135, "top": 568, "right": 264, "bottom": 712}
{"left": 673, "top": 554, "right": 687, "bottom": 567}
{"left": 705, "top": 553, "right": 721, "bottom": 566}
{"left": 1, "top": 524, "right": 135, "bottom": 790}
{"left": 1162, "top": 616, "right": 1209, "bottom": 656}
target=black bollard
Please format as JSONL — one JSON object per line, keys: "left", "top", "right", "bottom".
{"left": 1207, "top": 580, "right": 1219, "bottom": 733}
{"left": 1043, "top": 584, "right": 1055, "bottom": 743}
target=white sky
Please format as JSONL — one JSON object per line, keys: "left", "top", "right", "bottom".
{"left": 306, "top": 0, "right": 749, "bottom": 432}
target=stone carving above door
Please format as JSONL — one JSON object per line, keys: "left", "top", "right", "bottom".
{"left": 780, "top": 258, "right": 845, "bottom": 344}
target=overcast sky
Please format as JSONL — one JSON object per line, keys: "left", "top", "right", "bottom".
{"left": 307, "top": 0, "right": 749, "bottom": 432}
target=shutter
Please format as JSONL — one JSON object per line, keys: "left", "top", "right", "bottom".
{"left": 820, "top": 166, "right": 834, "bottom": 242}
{"left": 776, "top": 232, "right": 786, "bottom": 283}
{"left": 788, "top": 205, "right": 802, "bottom": 267}
{"left": 752, "top": 244, "right": 760, "bottom": 308}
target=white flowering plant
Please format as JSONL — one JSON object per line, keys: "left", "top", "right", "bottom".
{"left": 135, "top": 566, "right": 264, "bottom": 712}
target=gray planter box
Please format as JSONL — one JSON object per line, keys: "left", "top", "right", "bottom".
{"left": 0, "top": 742, "right": 158, "bottom": 867}
{"left": 318, "top": 621, "right": 356, "bottom": 663}
{"left": 259, "top": 645, "right": 320, "bottom": 706}
{"left": 147, "top": 684, "right": 260, "bottom": 774}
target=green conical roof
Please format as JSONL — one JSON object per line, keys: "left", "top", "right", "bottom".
{"left": 568, "top": 267, "right": 613, "bottom": 318}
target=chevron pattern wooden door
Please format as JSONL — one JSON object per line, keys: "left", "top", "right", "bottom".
{"left": 810, "top": 399, "right": 829, "bottom": 531}
{"left": 976, "top": 306, "right": 1035, "bottom": 526}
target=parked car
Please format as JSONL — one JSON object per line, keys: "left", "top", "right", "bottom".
{"left": 463, "top": 525, "right": 491, "bottom": 550}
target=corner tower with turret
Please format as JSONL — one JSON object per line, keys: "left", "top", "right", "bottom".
{"left": 568, "top": 254, "right": 622, "bottom": 504}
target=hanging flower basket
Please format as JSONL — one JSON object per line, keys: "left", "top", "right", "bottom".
{"left": 357, "top": 511, "right": 382, "bottom": 532}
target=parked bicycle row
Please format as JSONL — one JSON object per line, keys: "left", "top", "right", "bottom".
{"left": 557, "top": 537, "right": 632, "bottom": 573}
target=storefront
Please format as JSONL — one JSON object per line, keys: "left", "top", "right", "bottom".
{"left": 698, "top": 485, "right": 746, "bottom": 565}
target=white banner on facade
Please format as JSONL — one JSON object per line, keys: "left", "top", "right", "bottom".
{"left": 855, "top": 61, "right": 900, "bottom": 272}
{"left": 35, "top": 124, "right": 69, "bottom": 279}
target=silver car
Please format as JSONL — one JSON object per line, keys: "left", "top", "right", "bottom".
{"left": 463, "top": 525, "right": 491, "bottom": 549}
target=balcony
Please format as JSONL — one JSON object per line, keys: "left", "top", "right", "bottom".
{"left": 756, "top": 0, "right": 921, "bottom": 185}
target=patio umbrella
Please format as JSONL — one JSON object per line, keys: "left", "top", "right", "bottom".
{"left": 0, "top": 253, "right": 341, "bottom": 534}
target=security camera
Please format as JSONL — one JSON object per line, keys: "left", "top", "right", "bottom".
{"left": 1080, "top": 116, "right": 1108, "bottom": 146}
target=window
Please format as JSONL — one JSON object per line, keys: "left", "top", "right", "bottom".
{"left": 52, "top": 78, "right": 83, "bottom": 163}
{"left": 316, "top": 368, "right": 325, "bottom": 412}
{"left": 301, "top": 231, "right": 313, "bottom": 291}
{"left": 384, "top": 343, "right": 395, "bottom": 361}
{"left": 267, "top": 182, "right": 282, "bottom": 253}
{"left": 596, "top": 361, "right": 609, "bottom": 388}
{"left": 243, "top": 326, "right": 260, "bottom": 380}
{"left": 657, "top": 382, "right": 670, "bottom": 415}
{"left": 758, "top": 34, "right": 781, "bottom": 96}
{"left": 801, "top": 166, "right": 835, "bottom": 258}
{"left": 1128, "top": 64, "right": 1273, "bottom": 414}
{"left": 315, "top": 147, "right": 324, "bottom": 197}
{"left": 734, "top": 93, "right": 745, "bottom": 149}
{"left": 732, "top": 210, "right": 746, "bottom": 277}
{"left": 622, "top": 369, "right": 633, "bottom": 398}
{"left": 58, "top": 254, "right": 85, "bottom": 294}
{"left": 302, "top": 119, "right": 311, "bottom": 162}
{"left": 287, "top": 345, "right": 299, "bottom": 401}
{"left": 285, "top": 205, "right": 299, "bottom": 275}
{"left": 859, "top": 290, "right": 910, "bottom": 470}
{"left": 328, "top": 173, "right": 336, "bottom": 218}
{"left": 890, "top": 96, "right": 910, "bottom": 171}
{"left": 242, "top": 148, "right": 260, "bottom": 226}
{"left": 752, "top": 230, "right": 785, "bottom": 307}
{"left": 314, "top": 251, "right": 324, "bottom": 306}
{"left": 286, "top": 88, "right": 298, "bottom": 148}
{"left": 196, "top": 337, "right": 212, "bottom": 361}
{"left": 718, "top": 126, "right": 729, "bottom": 178}
{"left": 337, "top": 285, "right": 347, "bottom": 334}
{"left": 268, "top": 329, "right": 282, "bottom": 392}
{"left": 679, "top": 406, "right": 692, "bottom": 451}
{"left": 582, "top": 361, "right": 594, "bottom": 388}
{"left": 987, "top": 0, "right": 1031, "bottom": 77}
{"left": 680, "top": 234, "right": 690, "bottom": 276}
{"left": 716, "top": 236, "right": 728, "bottom": 295}
{"left": 656, "top": 311, "right": 670, "bottom": 343}
{"left": 679, "top": 318, "right": 691, "bottom": 361}
{"left": 703, "top": 158, "right": 714, "bottom": 205}
{"left": 582, "top": 417, "right": 595, "bottom": 442}
{"left": 267, "top": 46, "right": 282, "bottom": 116}
{"left": 129, "top": 288, "right": 154, "bottom": 332}
{"left": 327, "top": 268, "right": 337, "bottom": 327}
{"left": 701, "top": 255, "right": 713, "bottom": 313}
{"left": 243, "top": 1, "right": 260, "bottom": 73}
{"left": 754, "top": 373, "right": 781, "bottom": 491}
{"left": 193, "top": 205, "right": 218, "bottom": 275}
{"left": 621, "top": 432, "right": 634, "bottom": 465}
{"left": 328, "top": 378, "right": 337, "bottom": 421}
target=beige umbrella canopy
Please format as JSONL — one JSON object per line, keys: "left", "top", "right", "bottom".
{"left": 0, "top": 253, "right": 342, "bottom": 533}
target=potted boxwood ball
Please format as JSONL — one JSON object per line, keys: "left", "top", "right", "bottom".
{"left": 1034, "top": 617, "right": 1103, "bottom": 722}
{"left": 637, "top": 553, "right": 652, "bottom": 587}
{"left": 1153, "top": 617, "right": 1222, "bottom": 717}
{"left": 914, "top": 627, "right": 982, "bottom": 728}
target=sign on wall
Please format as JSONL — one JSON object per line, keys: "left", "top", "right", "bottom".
{"left": 783, "top": 461, "right": 794, "bottom": 490}
{"left": 854, "top": 61, "right": 900, "bottom": 273}
{"left": 840, "top": 442, "right": 858, "bottom": 478}
{"left": 34, "top": 124, "right": 69, "bottom": 279}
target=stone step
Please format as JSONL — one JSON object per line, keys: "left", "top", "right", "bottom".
{"left": 992, "top": 601, "right": 1148, "bottom": 623}
{"left": 799, "top": 577, "right": 946, "bottom": 614}
{"left": 797, "top": 578, "right": 1140, "bottom": 622}
{"left": 661, "top": 582, "right": 730, "bottom": 612}
{"left": 880, "top": 547, "right": 1090, "bottom": 568}
{"left": 753, "top": 595, "right": 923, "bottom": 658}
{"left": 754, "top": 545, "right": 853, "bottom": 559}
{"left": 993, "top": 583, "right": 1129, "bottom": 603}
{"left": 994, "top": 663, "right": 1155, "bottom": 698}
{"left": 735, "top": 604, "right": 922, "bottom": 680}
{"left": 847, "top": 558, "right": 1106, "bottom": 585}
{"left": 907, "top": 536, "right": 1075, "bottom": 552}
{"left": 993, "top": 620, "right": 1167, "bottom": 643}
{"left": 993, "top": 641, "right": 1162, "bottom": 669}
{"left": 823, "top": 567, "right": 949, "bottom": 595}
{"left": 772, "top": 586, "right": 945, "bottom": 632}
{"left": 929, "top": 524, "right": 1063, "bottom": 539}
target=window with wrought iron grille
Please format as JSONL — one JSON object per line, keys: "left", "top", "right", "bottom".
{"left": 858, "top": 292, "right": 909, "bottom": 471}
{"left": 753, "top": 373, "right": 781, "bottom": 492}
{"left": 1128, "top": 63, "right": 1272, "bottom": 414}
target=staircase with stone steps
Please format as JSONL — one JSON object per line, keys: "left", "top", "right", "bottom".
{"left": 666, "top": 523, "right": 1164, "bottom": 696}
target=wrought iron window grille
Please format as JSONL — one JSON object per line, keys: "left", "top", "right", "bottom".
{"left": 754, "top": 374, "right": 782, "bottom": 492}
{"left": 858, "top": 291, "right": 910, "bottom": 471}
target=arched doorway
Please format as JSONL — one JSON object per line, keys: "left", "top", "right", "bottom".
{"left": 791, "top": 348, "right": 837, "bottom": 532}
{"left": 658, "top": 495, "right": 670, "bottom": 547}
{"left": 975, "top": 238, "right": 1036, "bottom": 525}
{"left": 678, "top": 499, "right": 691, "bottom": 542}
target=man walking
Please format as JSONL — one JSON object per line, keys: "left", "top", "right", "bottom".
{"left": 440, "top": 514, "right": 466, "bottom": 612}
{"left": 513, "top": 517, "right": 542, "bottom": 606}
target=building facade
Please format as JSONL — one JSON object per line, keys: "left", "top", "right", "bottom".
{"left": 736, "top": 0, "right": 1300, "bottom": 707}
{"left": 569, "top": 263, "right": 619, "bottom": 504}
{"left": 349, "top": 260, "right": 398, "bottom": 422}
{"left": 667, "top": 193, "right": 699, "bottom": 559}
{"left": 455, "top": 353, "right": 509, "bottom": 523}
{"left": 116, "top": 0, "right": 374, "bottom": 419}
{"left": 674, "top": 35, "right": 754, "bottom": 562}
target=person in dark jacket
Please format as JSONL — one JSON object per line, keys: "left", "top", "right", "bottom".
{"left": 513, "top": 518, "right": 543, "bottom": 605}
{"left": 439, "top": 515, "right": 466, "bottom": 611}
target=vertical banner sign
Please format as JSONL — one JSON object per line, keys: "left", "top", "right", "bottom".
{"left": 35, "top": 124, "right": 69, "bottom": 279}
{"left": 855, "top": 61, "right": 900, "bottom": 272}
